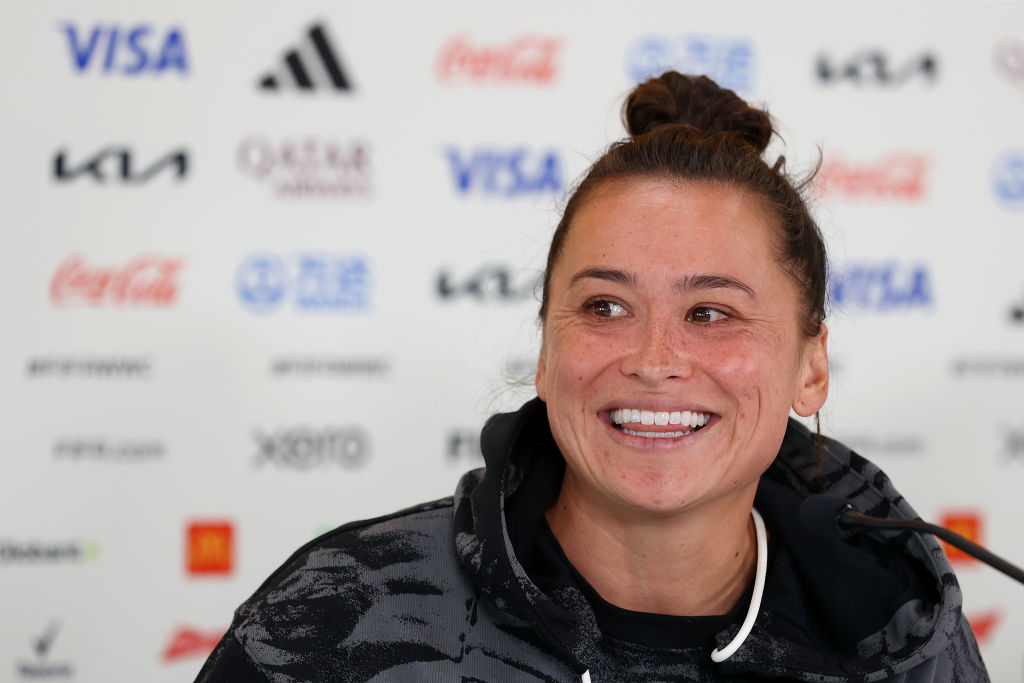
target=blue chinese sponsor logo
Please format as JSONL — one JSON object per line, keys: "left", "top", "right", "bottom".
{"left": 624, "top": 34, "right": 755, "bottom": 92}
{"left": 991, "top": 150, "right": 1024, "bottom": 210}
{"left": 236, "top": 253, "right": 370, "bottom": 314}
{"left": 829, "top": 263, "right": 933, "bottom": 312}
{"left": 58, "top": 22, "right": 188, "bottom": 75}
{"left": 444, "top": 147, "right": 563, "bottom": 197}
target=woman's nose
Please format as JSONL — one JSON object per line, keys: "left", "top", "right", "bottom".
{"left": 620, "top": 319, "right": 694, "bottom": 383}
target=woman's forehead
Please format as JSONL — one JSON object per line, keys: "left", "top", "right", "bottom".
{"left": 561, "top": 180, "right": 779, "bottom": 267}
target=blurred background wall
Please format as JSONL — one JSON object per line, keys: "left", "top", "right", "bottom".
{"left": 2, "top": 0, "right": 1023, "bottom": 680}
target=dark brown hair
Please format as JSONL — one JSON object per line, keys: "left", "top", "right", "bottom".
{"left": 539, "top": 72, "right": 827, "bottom": 338}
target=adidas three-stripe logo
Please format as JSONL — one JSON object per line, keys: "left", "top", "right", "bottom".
{"left": 259, "top": 23, "right": 352, "bottom": 92}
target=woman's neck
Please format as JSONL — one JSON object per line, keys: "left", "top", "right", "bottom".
{"left": 545, "top": 473, "right": 760, "bottom": 617}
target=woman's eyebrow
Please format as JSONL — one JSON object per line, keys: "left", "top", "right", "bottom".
{"left": 568, "top": 267, "right": 638, "bottom": 288}
{"left": 569, "top": 268, "right": 756, "bottom": 299}
{"left": 675, "top": 274, "right": 756, "bottom": 299}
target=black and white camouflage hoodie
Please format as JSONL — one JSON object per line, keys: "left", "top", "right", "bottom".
{"left": 197, "top": 398, "right": 988, "bottom": 682}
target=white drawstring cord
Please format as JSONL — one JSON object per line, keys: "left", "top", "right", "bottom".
{"left": 580, "top": 508, "right": 767, "bottom": 680}
{"left": 711, "top": 507, "right": 767, "bottom": 663}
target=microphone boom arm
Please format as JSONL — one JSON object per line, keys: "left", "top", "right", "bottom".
{"left": 840, "top": 510, "right": 1024, "bottom": 586}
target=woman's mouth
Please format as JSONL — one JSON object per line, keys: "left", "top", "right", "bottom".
{"left": 609, "top": 408, "right": 712, "bottom": 439}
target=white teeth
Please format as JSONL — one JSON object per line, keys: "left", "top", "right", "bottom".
{"left": 622, "top": 428, "right": 689, "bottom": 438}
{"left": 610, "top": 408, "right": 712, "bottom": 428}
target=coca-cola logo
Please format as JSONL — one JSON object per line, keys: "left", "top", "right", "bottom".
{"left": 236, "top": 136, "right": 371, "bottom": 198}
{"left": 435, "top": 34, "right": 562, "bottom": 85}
{"left": 816, "top": 152, "right": 930, "bottom": 201}
{"left": 994, "top": 37, "right": 1024, "bottom": 85}
{"left": 50, "top": 254, "right": 182, "bottom": 307}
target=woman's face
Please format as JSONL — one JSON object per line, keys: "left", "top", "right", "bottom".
{"left": 536, "top": 178, "right": 828, "bottom": 517}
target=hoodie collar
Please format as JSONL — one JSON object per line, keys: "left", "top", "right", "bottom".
{"left": 453, "top": 398, "right": 961, "bottom": 680}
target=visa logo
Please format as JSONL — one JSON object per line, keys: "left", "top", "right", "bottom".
{"left": 444, "top": 147, "right": 563, "bottom": 197}
{"left": 58, "top": 23, "right": 188, "bottom": 75}
{"left": 829, "top": 263, "right": 933, "bottom": 311}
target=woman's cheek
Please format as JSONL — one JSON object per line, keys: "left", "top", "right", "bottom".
{"left": 695, "top": 336, "right": 760, "bottom": 378}
{"left": 559, "top": 329, "right": 624, "bottom": 375}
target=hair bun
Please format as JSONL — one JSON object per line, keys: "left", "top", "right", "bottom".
{"left": 624, "top": 72, "right": 773, "bottom": 154}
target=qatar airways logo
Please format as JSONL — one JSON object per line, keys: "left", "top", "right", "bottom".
{"left": 816, "top": 152, "right": 930, "bottom": 202}
{"left": 828, "top": 263, "right": 933, "bottom": 312}
{"left": 236, "top": 135, "right": 372, "bottom": 198}
{"left": 435, "top": 33, "right": 563, "bottom": 85}
{"left": 50, "top": 254, "right": 182, "bottom": 308}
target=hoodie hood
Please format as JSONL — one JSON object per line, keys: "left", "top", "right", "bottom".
{"left": 453, "top": 397, "right": 980, "bottom": 682}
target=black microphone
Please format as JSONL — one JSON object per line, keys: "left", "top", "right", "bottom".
{"left": 799, "top": 495, "right": 1024, "bottom": 586}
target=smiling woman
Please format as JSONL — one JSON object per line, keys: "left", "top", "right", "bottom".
{"left": 537, "top": 179, "right": 828, "bottom": 623}
{"left": 197, "top": 73, "right": 989, "bottom": 683}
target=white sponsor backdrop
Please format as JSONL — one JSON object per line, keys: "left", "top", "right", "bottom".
{"left": 2, "top": 1, "right": 1023, "bottom": 680}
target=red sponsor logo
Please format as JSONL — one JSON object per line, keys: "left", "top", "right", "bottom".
{"left": 186, "top": 522, "right": 233, "bottom": 575}
{"left": 966, "top": 610, "right": 1001, "bottom": 646}
{"left": 435, "top": 34, "right": 562, "bottom": 85}
{"left": 161, "top": 626, "right": 225, "bottom": 662}
{"left": 938, "top": 511, "right": 982, "bottom": 565}
{"left": 50, "top": 254, "right": 182, "bottom": 307}
{"left": 816, "top": 152, "right": 930, "bottom": 201}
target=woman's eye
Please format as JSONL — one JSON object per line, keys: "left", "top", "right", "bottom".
{"left": 688, "top": 306, "right": 729, "bottom": 324}
{"left": 589, "top": 300, "right": 627, "bottom": 318}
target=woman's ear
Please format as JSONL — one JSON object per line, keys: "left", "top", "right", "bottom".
{"left": 793, "top": 323, "right": 829, "bottom": 417}
{"left": 535, "top": 338, "right": 548, "bottom": 401}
